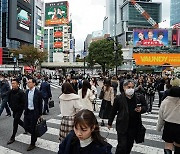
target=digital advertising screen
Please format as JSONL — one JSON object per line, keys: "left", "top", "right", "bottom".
{"left": 45, "top": 1, "right": 69, "bottom": 26}
{"left": 17, "top": 6, "right": 31, "bottom": 32}
{"left": 172, "top": 29, "right": 180, "bottom": 46}
{"left": 133, "top": 29, "right": 168, "bottom": 47}
{"left": 8, "top": 0, "right": 34, "bottom": 43}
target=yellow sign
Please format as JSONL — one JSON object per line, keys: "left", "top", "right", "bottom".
{"left": 133, "top": 53, "right": 180, "bottom": 66}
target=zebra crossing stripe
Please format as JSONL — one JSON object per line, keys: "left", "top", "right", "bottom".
{"left": 50, "top": 83, "right": 61, "bottom": 88}
{"left": 15, "top": 134, "right": 59, "bottom": 152}
{"left": 0, "top": 146, "right": 22, "bottom": 154}
{"left": 46, "top": 119, "right": 162, "bottom": 142}
{"left": 50, "top": 84, "right": 58, "bottom": 89}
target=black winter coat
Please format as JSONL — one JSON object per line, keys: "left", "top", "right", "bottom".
{"left": 108, "top": 93, "right": 147, "bottom": 134}
{"left": 8, "top": 88, "right": 26, "bottom": 112}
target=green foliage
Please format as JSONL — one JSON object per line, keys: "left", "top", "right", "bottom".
{"left": 11, "top": 45, "right": 48, "bottom": 68}
{"left": 86, "top": 39, "right": 123, "bottom": 74}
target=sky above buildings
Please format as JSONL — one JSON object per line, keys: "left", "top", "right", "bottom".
{"left": 44, "top": 0, "right": 170, "bottom": 51}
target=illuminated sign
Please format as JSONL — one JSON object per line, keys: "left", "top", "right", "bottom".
{"left": 133, "top": 53, "right": 180, "bottom": 66}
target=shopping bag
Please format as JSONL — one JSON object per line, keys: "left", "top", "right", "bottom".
{"left": 36, "top": 119, "right": 47, "bottom": 137}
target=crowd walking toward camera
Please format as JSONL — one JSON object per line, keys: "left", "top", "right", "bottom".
{"left": 0, "top": 72, "right": 180, "bottom": 153}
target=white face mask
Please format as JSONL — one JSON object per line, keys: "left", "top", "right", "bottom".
{"left": 125, "top": 88, "right": 135, "bottom": 96}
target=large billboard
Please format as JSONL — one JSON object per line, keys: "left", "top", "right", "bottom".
{"left": 0, "top": 48, "right": 2, "bottom": 65}
{"left": 45, "top": 1, "right": 69, "bottom": 26}
{"left": 133, "top": 53, "right": 180, "bottom": 66}
{"left": 133, "top": 29, "right": 168, "bottom": 47}
{"left": 8, "top": 0, "right": 34, "bottom": 43}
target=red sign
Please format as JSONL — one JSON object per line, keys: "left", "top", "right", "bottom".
{"left": 54, "top": 42, "right": 63, "bottom": 48}
{"left": 0, "top": 48, "right": 2, "bottom": 65}
{"left": 54, "top": 31, "right": 63, "bottom": 37}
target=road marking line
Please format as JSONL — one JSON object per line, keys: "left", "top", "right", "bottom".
{"left": 16, "top": 134, "right": 59, "bottom": 152}
{"left": 0, "top": 146, "right": 22, "bottom": 154}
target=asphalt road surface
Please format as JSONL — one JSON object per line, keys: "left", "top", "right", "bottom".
{"left": 0, "top": 80, "right": 164, "bottom": 154}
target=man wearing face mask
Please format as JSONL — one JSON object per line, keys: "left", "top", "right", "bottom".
{"left": 108, "top": 79, "right": 147, "bottom": 154}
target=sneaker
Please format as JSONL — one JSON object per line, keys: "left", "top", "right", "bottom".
{"left": 7, "top": 138, "right": 15, "bottom": 145}
{"left": 27, "top": 145, "right": 36, "bottom": 151}
{"left": 145, "top": 112, "right": 148, "bottom": 115}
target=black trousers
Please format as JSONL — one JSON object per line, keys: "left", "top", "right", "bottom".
{"left": 116, "top": 129, "right": 137, "bottom": 154}
{"left": 24, "top": 110, "right": 38, "bottom": 145}
{"left": 43, "top": 98, "right": 49, "bottom": 113}
{"left": 11, "top": 110, "right": 24, "bottom": 139}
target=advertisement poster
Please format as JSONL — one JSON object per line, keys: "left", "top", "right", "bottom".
{"left": 0, "top": 48, "right": 2, "bottom": 65}
{"left": 45, "top": 1, "right": 69, "bottom": 26}
{"left": 133, "top": 29, "right": 168, "bottom": 47}
{"left": 133, "top": 53, "right": 180, "bottom": 66}
{"left": 54, "top": 26, "right": 63, "bottom": 52}
{"left": 172, "top": 29, "right": 180, "bottom": 46}
{"left": 17, "top": 6, "right": 31, "bottom": 32}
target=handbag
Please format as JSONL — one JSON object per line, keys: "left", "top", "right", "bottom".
{"left": 49, "top": 100, "right": 54, "bottom": 108}
{"left": 135, "top": 124, "right": 146, "bottom": 143}
{"left": 99, "top": 87, "right": 104, "bottom": 99}
{"left": 92, "top": 99, "right": 100, "bottom": 112}
{"left": 36, "top": 119, "right": 48, "bottom": 137}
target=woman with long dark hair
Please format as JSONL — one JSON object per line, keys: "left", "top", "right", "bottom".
{"left": 59, "top": 82, "right": 82, "bottom": 142}
{"left": 99, "top": 78, "right": 114, "bottom": 126}
{"left": 78, "top": 80, "right": 96, "bottom": 111}
{"left": 58, "top": 109, "right": 112, "bottom": 154}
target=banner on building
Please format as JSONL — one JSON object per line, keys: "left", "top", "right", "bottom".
{"left": 133, "top": 29, "right": 168, "bottom": 47}
{"left": 133, "top": 53, "right": 180, "bottom": 66}
{"left": 45, "top": 1, "right": 69, "bottom": 26}
{"left": 54, "top": 26, "right": 63, "bottom": 52}
{"left": 0, "top": 48, "right": 2, "bottom": 65}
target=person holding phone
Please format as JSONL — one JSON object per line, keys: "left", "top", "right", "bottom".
{"left": 108, "top": 79, "right": 147, "bottom": 154}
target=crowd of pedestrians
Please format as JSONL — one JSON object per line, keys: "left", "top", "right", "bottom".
{"left": 0, "top": 72, "right": 180, "bottom": 154}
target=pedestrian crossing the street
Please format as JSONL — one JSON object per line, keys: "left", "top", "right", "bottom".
{"left": 1, "top": 97, "right": 165, "bottom": 154}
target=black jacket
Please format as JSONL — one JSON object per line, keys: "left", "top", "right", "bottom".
{"left": 24, "top": 88, "right": 43, "bottom": 119}
{"left": 58, "top": 130, "right": 112, "bottom": 154}
{"left": 8, "top": 88, "right": 25, "bottom": 112}
{"left": 108, "top": 93, "right": 147, "bottom": 134}
{"left": 0, "top": 80, "right": 10, "bottom": 99}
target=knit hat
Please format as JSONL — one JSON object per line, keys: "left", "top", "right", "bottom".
{"left": 170, "top": 78, "right": 180, "bottom": 87}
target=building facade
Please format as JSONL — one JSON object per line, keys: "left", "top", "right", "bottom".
{"left": 170, "top": 0, "right": 180, "bottom": 26}
{"left": 34, "top": 0, "right": 44, "bottom": 49}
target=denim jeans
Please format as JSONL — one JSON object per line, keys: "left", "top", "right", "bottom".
{"left": 0, "top": 97, "right": 11, "bottom": 116}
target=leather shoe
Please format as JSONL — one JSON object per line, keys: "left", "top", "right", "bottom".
{"left": 23, "top": 131, "right": 28, "bottom": 134}
{"left": 27, "top": 145, "right": 36, "bottom": 151}
{"left": 43, "top": 112, "right": 48, "bottom": 115}
{"left": 6, "top": 114, "right": 11, "bottom": 117}
{"left": 7, "top": 138, "right": 15, "bottom": 145}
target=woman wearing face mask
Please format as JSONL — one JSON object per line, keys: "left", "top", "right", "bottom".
{"left": 108, "top": 79, "right": 147, "bottom": 154}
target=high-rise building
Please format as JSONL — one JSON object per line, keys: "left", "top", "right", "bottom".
{"left": 34, "top": 0, "right": 44, "bottom": 49}
{"left": 44, "top": 1, "right": 73, "bottom": 63}
{"left": 170, "top": 0, "right": 180, "bottom": 26}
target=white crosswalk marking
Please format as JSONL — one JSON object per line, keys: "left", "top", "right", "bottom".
{"left": 1, "top": 95, "right": 164, "bottom": 154}
{"left": 0, "top": 146, "right": 22, "bottom": 154}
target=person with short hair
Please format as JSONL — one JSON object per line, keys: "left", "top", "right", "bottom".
{"left": 40, "top": 76, "right": 52, "bottom": 115}
{"left": 23, "top": 77, "right": 43, "bottom": 151}
{"left": 58, "top": 109, "right": 112, "bottom": 154}
{"left": 7, "top": 78, "right": 26, "bottom": 144}
{"left": 108, "top": 79, "right": 147, "bottom": 154}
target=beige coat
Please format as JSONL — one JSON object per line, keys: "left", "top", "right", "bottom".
{"left": 156, "top": 96, "right": 180, "bottom": 132}
{"left": 102, "top": 86, "right": 114, "bottom": 106}
{"left": 78, "top": 89, "right": 96, "bottom": 111}
{"left": 59, "top": 93, "right": 82, "bottom": 116}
